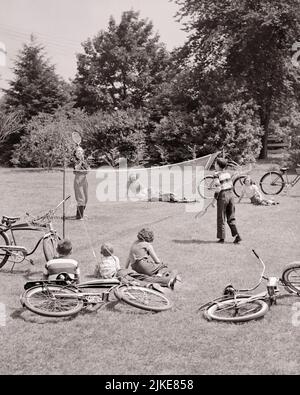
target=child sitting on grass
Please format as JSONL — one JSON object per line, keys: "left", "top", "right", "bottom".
{"left": 43, "top": 239, "right": 80, "bottom": 283}
{"left": 238, "top": 176, "right": 278, "bottom": 206}
{"left": 94, "top": 243, "right": 121, "bottom": 279}
{"left": 94, "top": 241, "right": 168, "bottom": 293}
{"left": 125, "top": 228, "right": 181, "bottom": 289}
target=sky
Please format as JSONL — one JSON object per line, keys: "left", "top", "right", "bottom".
{"left": 0, "top": 0, "right": 188, "bottom": 91}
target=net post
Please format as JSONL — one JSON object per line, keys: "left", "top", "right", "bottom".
{"left": 62, "top": 162, "right": 66, "bottom": 238}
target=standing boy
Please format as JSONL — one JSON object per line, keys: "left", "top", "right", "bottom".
{"left": 212, "top": 158, "right": 242, "bottom": 244}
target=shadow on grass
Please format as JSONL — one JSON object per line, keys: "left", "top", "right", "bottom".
{"left": 173, "top": 239, "right": 231, "bottom": 245}
{"left": 23, "top": 270, "right": 44, "bottom": 281}
{"left": 10, "top": 308, "right": 78, "bottom": 324}
{"left": 0, "top": 267, "right": 34, "bottom": 275}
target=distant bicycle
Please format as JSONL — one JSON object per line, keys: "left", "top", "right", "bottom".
{"left": 259, "top": 164, "right": 300, "bottom": 195}
{"left": 198, "top": 250, "right": 300, "bottom": 323}
{"left": 0, "top": 197, "right": 69, "bottom": 271}
{"left": 20, "top": 276, "right": 173, "bottom": 317}
{"left": 197, "top": 159, "right": 252, "bottom": 199}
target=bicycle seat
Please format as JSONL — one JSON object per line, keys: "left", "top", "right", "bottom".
{"left": 1, "top": 216, "right": 21, "bottom": 225}
{"left": 280, "top": 167, "right": 289, "bottom": 172}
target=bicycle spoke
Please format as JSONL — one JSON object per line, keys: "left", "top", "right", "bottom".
{"left": 260, "top": 172, "right": 284, "bottom": 195}
{"left": 26, "top": 290, "right": 80, "bottom": 313}
{"left": 213, "top": 301, "right": 264, "bottom": 318}
{"left": 123, "top": 288, "right": 169, "bottom": 307}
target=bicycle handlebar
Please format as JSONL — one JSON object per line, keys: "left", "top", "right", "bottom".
{"left": 234, "top": 250, "right": 266, "bottom": 293}
{"left": 26, "top": 195, "right": 71, "bottom": 226}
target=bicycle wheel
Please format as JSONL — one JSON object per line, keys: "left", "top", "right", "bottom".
{"left": 22, "top": 284, "right": 84, "bottom": 317}
{"left": 115, "top": 286, "right": 173, "bottom": 312}
{"left": 0, "top": 232, "right": 10, "bottom": 269}
{"left": 197, "top": 175, "right": 216, "bottom": 199}
{"left": 233, "top": 176, "right": 246, "bottom": 198}
{"left": 205, "top": 297, "right": 269, "bottom": 323}
{"left": 281, "top": 262, "right": 300, "bottom": 294}
{"left": 259, "top": 171, "right": 284, "bottom": 195}
{"left": 43, "top": 234, "right": 60, "bottom": 262}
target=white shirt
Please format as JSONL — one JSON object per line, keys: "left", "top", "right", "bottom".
{"left": 99, "top": 255, "right": 121, "bottom": 279}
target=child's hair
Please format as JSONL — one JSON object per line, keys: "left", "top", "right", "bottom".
{"left": 243, "top": 176, "right": 255, "bottom": 185}
{"left": 216, "top": 158, "right": 228, "bottom": 169}
{"left": 137, "top": 228, "right": 154, "bottom": 242}
{"left": 57, "top": 239, "right": 72, "bottom": 256}
{"left": 101, "top": 242, "right": 114, "bottom": 257}
{"left": 74, "top": 146, "right": 84, "bottom": 159}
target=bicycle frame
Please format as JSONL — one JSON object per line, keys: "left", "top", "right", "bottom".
{"left": 281, "top": 172, "right": 300, "bottom": 187}
{"left": 199, "top": 250, "right": 281, "bottom": 312}
{"left": 0, "top": 196, "right": 69, "bottom": 269}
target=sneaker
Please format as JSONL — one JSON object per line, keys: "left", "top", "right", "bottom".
{"left": 233, "top": 235, "right": 242, "bottom": 244}
{"left": 168, "top": 275, "right": 179, "bottom": 290}
{"left": 217, "top": 239, "right": 225, "bottom": 243}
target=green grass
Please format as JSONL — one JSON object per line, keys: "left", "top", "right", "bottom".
{"left": 0, "top": 163, "right": 300, "bottom": 375}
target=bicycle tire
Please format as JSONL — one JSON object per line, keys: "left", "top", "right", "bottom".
{"left": 205, "top": 297, "right": 269, "bottom": 323}
{"left": 233, "top": 176, "right": 247, "bottom": 198}
{"left": 21, "top": 284, "right": 84, "bottom": 317}
{"left": 197, "top": 175, "right": 216, "bottom": 199}
{"left": 43, "top": 234, "right": 61, "bottom": 262}
{"left": 114, "top": 285, "right": 173, "bottom": 312}
{"left": 0, "top": 232, "right": 10, "bottom": 269}
{"left": 259, "top": 171, "right": 284, "bottom": 195}
{"left": 281, "top": 262, "right": 300, "bottom": 294}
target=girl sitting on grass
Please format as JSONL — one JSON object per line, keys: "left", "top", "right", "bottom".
{"left": 125, "top": 228, "right": 181, "bottom": 289}
{"left": 238, "top": 176, "right": 278, "bottom": 206}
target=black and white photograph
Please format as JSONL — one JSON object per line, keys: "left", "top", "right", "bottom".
{"left": 0, "top": 0, "right": 300, "bottom": 378}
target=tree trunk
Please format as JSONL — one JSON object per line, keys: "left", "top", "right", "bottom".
{"left": 259, "top": 103, "right": 271, "bottom": 160}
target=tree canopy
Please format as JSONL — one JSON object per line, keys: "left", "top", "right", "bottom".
{"left": 174, "top": 0, "right": 300, "bottom": 157}
{"left": 4, "top": 38, "right": 70, "bottom": 121}
{"left": 74, "top": 10, "right": 172, "bottom": 113}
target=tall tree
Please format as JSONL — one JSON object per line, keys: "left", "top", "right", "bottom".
{"left": 174, "top": 0, "right": 300, "bottom": 158}
{"left": 4, "top": 37, "right": 69, "bottom": 121}
{"left": 74, "top": 10, "right": 172, "bottom": 113}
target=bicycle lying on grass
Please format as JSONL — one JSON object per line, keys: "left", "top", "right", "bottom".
{"left": 259, "top": 164, "right": 300, "bottom": 195}
{"left": 20, "top": 275, "right": 173, "bottom": 317}
{"left": 198, "top": 158, "right": 252, "bottom": 199}
{"left": 198, "top": 250, "right": 300, "bottom": 323}
{"left": 0, "top": 197, "right": 69, "bottom": 271}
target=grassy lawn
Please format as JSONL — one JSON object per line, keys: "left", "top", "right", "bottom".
{"left": 0, "top": 162, "right": 300, "bottom": 375}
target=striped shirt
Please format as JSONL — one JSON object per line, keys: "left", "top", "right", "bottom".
{"left": 214, "top": 171, "right": 233, "bottom": 191}
{"left": 44, "top": 258, "right": 80, "bottom": 281}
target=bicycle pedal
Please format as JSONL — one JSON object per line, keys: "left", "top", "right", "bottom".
{"left": 30, "top": 259, "right": 34, "bottom": 265}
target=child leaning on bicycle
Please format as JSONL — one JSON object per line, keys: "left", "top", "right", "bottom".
{"left": 238, "top": 176, "right": 278, "bottom": 206}
{"left": 43, "top": 239, "right": 80, "bottom": 283}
